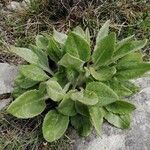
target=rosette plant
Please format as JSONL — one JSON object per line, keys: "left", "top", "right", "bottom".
{"left": 7, "top": 20, "right": 150, "bottom": 142}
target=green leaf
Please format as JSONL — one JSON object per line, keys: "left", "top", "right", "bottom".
{"left": 63, "top": 82, "right": 71, "bottom": 93}
{"left": 73, "top": 26, "right": 90, "bottom": 44}
{"left": 53, "top": 28, "right": 67, "bottom": 45}
{"left": 15, "top": 72, "right": 39, "bottom": 89}
{"left": 105, "top": 100, "right": 136, "bottom": 115}
{"left": 93, "top": 32, "right": 116, "bottom": 68}
{"left": 20, "top": 65, "right": 49, "bottom": 81}
{"left": 111, "top": 39, "right": 147, "bottom": 62}
{"left": 85, "top": 28, "right": 91, "bottom": 44}
{"left": 71, "top": 90, "right": 98, "bottom": 106}
{"left": 30, "top": 45, "right": 51, "bottom": 74}
{"left": 64, "top": 32, "right": 91, "bottom": 61}
{"left": 122, "top": 81, "right": 139, "bottom": 94}
{"left": 46, "top": 79, "right": 64, "bottom": 101}
{"left": 66, "top": 68, "right": 79, "bottom": 83}
{"left": 39, "top": 82, "right": 47, "bottom": 95}
{"left": 47, "top": 37, "right": 64, "bottom": 62}
{"left": 89, "top": 106, "right": 103, "bottom": 134}
{"left": 12, "top": 86, "right": 28, "bottom": 98}
{"left": 73, "top": 26, "right": 85, "bottom": 38}
{"left": 117, "top": 52, "right": 143, "bottom": 69}
{"left": 71, "top": 114, "right": 93, "bottom": 137}
{"left": 89, "top": 66, "right": 116, "bottom": 81}
{"left": 104, "top": 111, "right": 131, "bottom": 129}
{"left": 96, "top": 20, "right": 110, "bottom": 44}
{"left": 10, "top": 47, "right": 39, "bottom": 64}
{"left": 116, "top": 62, "right": 150, "bottom": 80}
{"left": 57, "top": 93, "right": 76, "bottom": 116}
{"left": 75, "top": 101, "right": 89, "bottom": 117}
{"left": 7, "top": 90, "right": 46, "bottom": 118}
{"left": 115, "top": 35, "right": 134, "bottom": 51}
{"left": 86, "top": 82, "right": 119, "bottom": 106}
{"left": 58, "top": 53, "right": 84, "bottom": 71}
{"left": 106, "top": 78, "right": 133, "bottom": 97}
{"left": 35, "top": 35, "right": 49, "bottom": 49}
{"left": 42, "top": 110, "right": 69, "bottom": 142}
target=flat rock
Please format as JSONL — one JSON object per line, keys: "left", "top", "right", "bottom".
{"left": 0, "top": 98, "right": 12, "bottom": 111}
{"left": 0, "top": 63, "right": 18, "bottom": 95}
{"left": 72, "top": 77, "right": 150, "bottom": 150}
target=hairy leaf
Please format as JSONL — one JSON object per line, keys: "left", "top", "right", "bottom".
{"left": 46, "top": 79, "right": 64, "bottom": 101}
{"left": 89, "top": 66, "right": 116, "bottom": 81}
{"left": 7, "top": 90, "right": 46, "bottom": 118}
{"left": 53, "top": 28, "right": 67, "bottom": 45}
{"left": 116, "top": 62, "right": 150, "bottom": 80}
{"left": 10, "top": 47, "right": 39, "bottom": 64}
{"left": 105, "top": 100, "right": 136, "bottom": 115}
{"left": 71, "top": 90, "right": 98, "bottom": 105}
{"left": 115, "top": 35, "right": 134, "bottom": 51}
{"left": 36, "top": 35, "right": 49, "bottom": 49}
{"left": 75, "top": 101, "right": 89, "bottom": 117}
{"left": 96, "top": 20, "right": 110, "bottom": 44}
{"left": 104, "top": 111, "right": 131, "bottom": 129}
{"left": 29, "top": 45, "right": 51, "bottom": 74}
{"left": 20, "top": 65, "right": 49, "bottom": 81}
{"left": 42, "top": 110, "right": 69, "bottom": 142}
{"left": 57, "top": 93, "right": 76, "bottom": 116}
{"left": 71, "top": 114, "right": 92, "bottom": 137}
{"left": 107, "top": 78, "right": 133, "bottom": 97}
{"left": 58, "top": 53, "right": 84, "bottom": 71}
{"left": 89, "top": 106, "right": 103, "bottom": 134}
{"left": 111, "top": 39, "right": 147, "bottom": 62}
{"left": 15, "top": 72, "right": 39, "bottom": 89}
{"left": 86, "top": 82, "right": 119, "bottom": 106}
{"left": 93, "top": 33, "right": 116, "bottom": 68}
{"left": 64, "top": 32, "right": 91, "bottom": 61}
{"left": 47, "top": 37, "right": 64, "bottom": 62}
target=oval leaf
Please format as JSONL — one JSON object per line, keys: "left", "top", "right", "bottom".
{"left": 58, "top": 53, "right": 84, "bottom": 71}
{"left": 116, "top": 62, "right": 150, "bottom": 80}
{"left": 71, "top": 114, "right": 93, "bottom": 137}
{"left": 93, "top": 32, "right": 116, "bottom": 68}
{"left": 75, "top": 101, "right": 89, "bottom": 117}
{"left": 46, "top": 80, "right": 64, "bottom": 101}
{"left": 86, "top": 82, "right": 119, "bottom": 106}
{"left": 53, "top": 28, "right": 67, "bottom": 45}
{"left": 64, "top": 32, "right": 91, "bottom": 61}
{"left": 36, "top": 35, "right": 49, "bottom": 49}
{"left": 7, "top": 90, "right": 46, "bottom": 118}
{"left": 89, "top": 66, "right": 116, "bottom": 81}
{"left": 57, "top": 94, "right": 76, "bottom": 116}
{"left": 104, "top": 111, "right": 131, "bottom": 129}
{"left": 20, "top": 65, "right": 49, "bottom": 81}
{"left": 89, "top": 106, "right": 103, "bottom": 134}
{"left": 105, "top": 100, "right": 136, "bottom": 115}
{"left": 42, "top": 110, "right": 69, "bottom": 142}
{"left": 15, "top": 72, "right": 39, "bottom": 89}
{"left": 71, "top": 90, "right": 98, "bottom": 106}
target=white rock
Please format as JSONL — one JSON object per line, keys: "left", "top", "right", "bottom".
{"left": 0, "top": 98, "right": 12, "bottom": 111}
{"left": 7, "top": 1, "right": 22, "bottom": 11}
{"left": 0, "top": 63, "right": 18, "bottom": 95}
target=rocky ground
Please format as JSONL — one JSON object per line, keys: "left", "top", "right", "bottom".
{"left": 0, "top": 63, "right": 150, "bottom": 150}
{"left": 0, "top": 0, "right": 150, "bottom": 150}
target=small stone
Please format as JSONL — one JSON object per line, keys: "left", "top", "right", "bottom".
{"left": 7, "top": 1, "right": 22, "bottom": 11}
{"left": 0, "top": 63, "right": 18, "bottom": 95}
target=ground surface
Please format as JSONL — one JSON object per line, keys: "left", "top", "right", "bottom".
{"left": 0, "top": 0, "right": 150, "bottom": 150}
